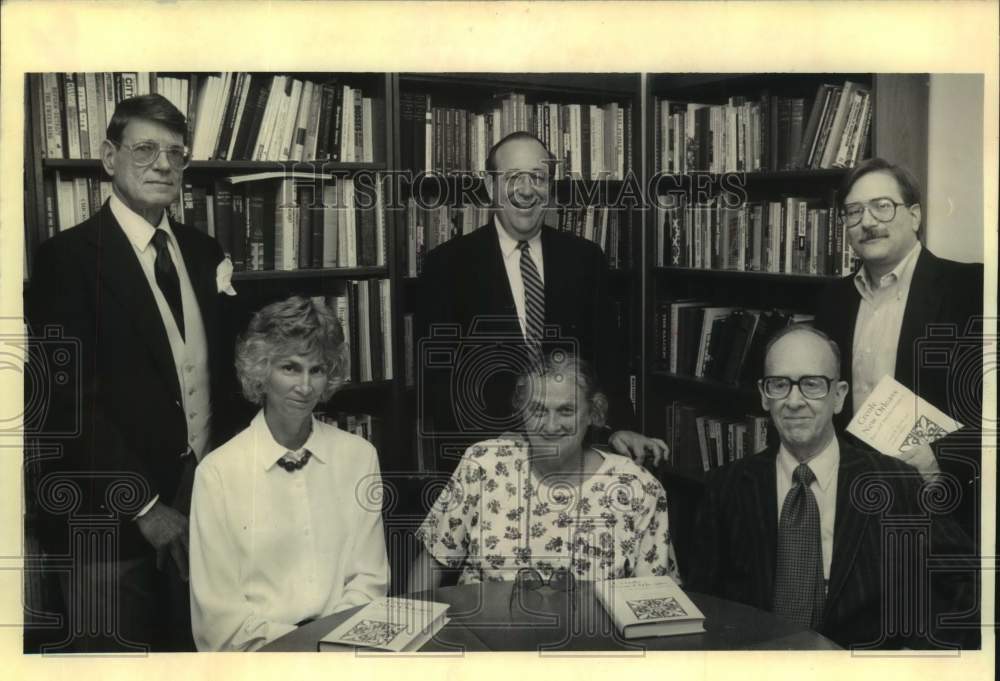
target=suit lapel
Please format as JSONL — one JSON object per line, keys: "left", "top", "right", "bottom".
{"left": 539, "top": 227, "right": 567, "bottom": 314}
{"left": 477, "top": 222, "right": 523, "bottom": 338}
{"left": 743, "top": 449, "right": 779, "bottom": 608}
{"left": 825, "top": 443, "right": 872, "bottom": 615}
{"left": 171, "top": 219, "right": 218, "bottom": 346}
{"left": 895, "top": 249, "right": 945, "bottom": 391}
{"left": 88, "top": 203, "right": 182, "bottom": 402}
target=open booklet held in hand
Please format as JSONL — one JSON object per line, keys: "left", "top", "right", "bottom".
{"left": 319, "top": 597, "right": 449, "bottom": 652}
{"left": 596, "top": 576, "right": 706, "bottom": 639}
{"left": 847, "top": 375, "right": 963, "bottom": 457}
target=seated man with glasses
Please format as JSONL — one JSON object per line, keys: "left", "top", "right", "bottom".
{"left": 689, "top": 324, "right": 975, "bottom": 649}
{"left": 27, "top": 94, "right": 234, "bottom": 651}
{"left": 814, "top": 158, "right": 984, "bottom": 538}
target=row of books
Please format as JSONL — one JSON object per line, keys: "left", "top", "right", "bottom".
{"left": 653, "top": 80, "right": 871, "bottom": 173}
{"left": 44, "top": 173, "right": 388, "bottom": 272}
{"left": 220, "top": 176, "right": 387, "bottom": 272}
{"left": 654, "top": 196, "right": 859, "bottom": 276}
{"left": 316, "top": 411, "right": 384, "bottom": 450}
{"left": 663, "top": 401, "right": 771, "bottom": 476}
{"left": 399, "top": 91, "right": 633, "bottom": 180}
{"left": 312, "top": 285, "right": 393, "bottom": 384}
{"left": 36, "top": 72, "right": 381, "bottom": 163}
{"left": 404, "top": 200, "right": 631, "bottom": 277}
{"left": 654, "top": 304, "right": 814, "bottom": 384}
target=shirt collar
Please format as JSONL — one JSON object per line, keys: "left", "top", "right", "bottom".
{"left": 493, "top": 215, "right": 542, "bottom": 260}
{"left": 253, "top": 409, "right": 327, "bottom": 471}
{"left": 109, "top": 191, "right": 173, "bottom": 253}
{"left": 778, "top": 435, "right": 840, "bottom": 493}
{"left": 854, "top": 241, "right": 922, "bottom": 297}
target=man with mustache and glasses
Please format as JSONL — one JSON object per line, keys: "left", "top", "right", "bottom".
{"left": 814, "top": 158, "right": 984, "bottom": 538}
{"left": 27, "top": 94, "right": 235, "bottom": 651}
{"left": 417, "top": 132, "right": 665, "bottom": 476}
{"left": 690, "top": 325, "right": 975, "bottom": 650}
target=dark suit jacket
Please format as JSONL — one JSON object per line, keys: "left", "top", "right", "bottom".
{"left": 689, "top": 440, "right": 977, "bottom": 649}
{"left": 814, "top": 248, "right": 985, "bottom": 535}
{"left": 416, "top": 222, "right": 633, "bottom": 471}
{"left": 27, "top": 201, "right": 232, "bottom": 559}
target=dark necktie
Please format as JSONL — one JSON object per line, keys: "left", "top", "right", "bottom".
{"left": 773, "top": 463, "right": 826, "bottom": 629}
{"left": 518, "top": 240, "right": 545, "bottom": 359}
{"left": 150, "top": 229, "right": 185, "bottom": 339}
{"left": 276, "top": 449, "right": 313, "bottom": 473}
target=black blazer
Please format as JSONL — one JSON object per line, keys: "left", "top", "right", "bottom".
{"left": 416, "top": 222, "right": 633, "bottom": 468}
{"left": 27, "top": 201, "right": 232, "bottom": 558}
{"left": 689, "top": 440, "right": 976, "bottom": 649}
{"left": 814, "top": 248, "right": 985, "bottom": 535}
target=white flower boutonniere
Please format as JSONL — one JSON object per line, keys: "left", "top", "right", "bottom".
{"left": 216, "top": 257, "right": 237, "bottom": 296}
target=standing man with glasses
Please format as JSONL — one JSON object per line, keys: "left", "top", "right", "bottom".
{"left": 28, "top": 94, "right": 236, "bottom": 651}
{"left": 814, "top": 158, "right": 984, "bottom": 537}
{"left": 416, "top": 131, "right": 665, "bottom": 475}
{"left": 689, "top": 325, "right": 974, "bottom": 649}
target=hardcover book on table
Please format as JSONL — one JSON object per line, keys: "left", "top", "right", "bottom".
{"left": 319, "top": 597, "right": 449, "bottom": 653}
{"left": 597, "top": 576, "right": 706, "bottom": 639}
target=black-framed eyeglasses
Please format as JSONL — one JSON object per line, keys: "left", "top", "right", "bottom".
{"left": 839, "top": 198, "right": 912, "bottom": 228}
{"left": 508, "top": 567, "right": 576, "bottom": 613}
{"left": 759, "top": 375, "right": 835, "bottom": 400}
{"left": 113, "top": 140, "right": 192, "bottom": 170}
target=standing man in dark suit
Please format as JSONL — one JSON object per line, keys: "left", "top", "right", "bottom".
{"left": 417, "top": 132, "right": 664, "bottom": 472}
{"left": 814, "top": 158, "right": 984, "bottom": 536}
{"left": 689, "top": 325, "right": 975, "bottom": 649}
{"left": 27, "top": 94, "right": 235, "bottom": 652}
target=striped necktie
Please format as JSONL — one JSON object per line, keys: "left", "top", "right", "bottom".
{"left": 773, "top": 463, "right": 826, "bottom": 628}
{"left": 518, "top": 240, "right": 545, "bottom": 358}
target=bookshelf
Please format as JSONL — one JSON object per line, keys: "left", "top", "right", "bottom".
{"left": 23, "top": 71, "right": 408, "bottom": 467}
{"left": 641, "top": 73, "right": 931, "bottom": 480}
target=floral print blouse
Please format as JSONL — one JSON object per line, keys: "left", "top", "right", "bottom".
{"left": 416, "top": 439, "right": 680, "bottom": 584}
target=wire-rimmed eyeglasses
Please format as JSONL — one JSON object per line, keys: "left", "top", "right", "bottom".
{"left": 113, "top": 140, "right": 192, "bottom": 170}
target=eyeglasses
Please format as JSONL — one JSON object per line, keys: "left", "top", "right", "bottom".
{"left": 759, "top": 375, "right": 835, "bottom": 400}
{"left": 508, "top": 567, "right": 576, "bottom": 613}
{"left": 505, "top": 170, "right": 551, "bottom": 189}
{"left": 114, "top": 140, "right": 192, "bottom": 170}
{"left": 840, "top": 198, "right": 911, "bottom": 228}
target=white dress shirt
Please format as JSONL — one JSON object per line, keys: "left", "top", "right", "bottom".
{"left": 494, "top": 216, "right": 545, "bottom": 341}
{"left": 189, "top": 410, "right": 389, "bottom": 651}
{"left": 851, "top": 242, "right": 921, "bottom": 411}
{"left": 775, "top": 437, "right": 840, "bottom": 582}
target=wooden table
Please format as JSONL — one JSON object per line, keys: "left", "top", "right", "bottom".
{"left": 262, "top": 581, "right": 841, "bottom": 652}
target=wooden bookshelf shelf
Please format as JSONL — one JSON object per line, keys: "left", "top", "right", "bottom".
{"left": 650, "top": 370, "right": 759, "bottom": 399}
{"left": 653, "top": 267, "right": 842, "bottom": 284}
{"left": 42, "top": 159, "right": 388, "bottom": 173}
{"left": 232, "top": 266, "right": 388, "bottom": 282}
{"left": 399, "top": 72, "right": 639, "bottom": 96}
{"left": 652, "top": 168, "right": 849, "bottom": 185}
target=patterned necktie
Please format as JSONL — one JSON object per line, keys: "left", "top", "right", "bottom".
{"left": 150, "top": 229, "right": 185, "bottom": 339}
{"left": 773, "top": 463, "right": 825, "bottom": 628}
{"left": 518, "top": 240, "right": 545, "bottom": 359}
{"left": 276, "top": 449, "right": 312, "bottom": 473}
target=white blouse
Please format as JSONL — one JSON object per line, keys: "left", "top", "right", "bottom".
{"left": 190, "top": 410, "right": 389, "bottom": 651}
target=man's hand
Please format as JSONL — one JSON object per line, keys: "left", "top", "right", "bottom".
{"left": 609, "top": 430, "right": 669, "bottom": 468}
{"left": 135, "top": 501, "right": 189, "bottom": 581}
{"left": 898, "top": 443, "right": 941, "bottom": 482}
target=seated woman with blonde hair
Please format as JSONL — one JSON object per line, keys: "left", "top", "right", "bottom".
{"left": 190, "top": 296, "right": 388, "bottom": 651}
{"left": 408, "top": 351, "right": 678, "bottom": 593}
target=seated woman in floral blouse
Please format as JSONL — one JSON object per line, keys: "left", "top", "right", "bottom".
{"left": 407, "top": 352, "right": 679, "bottom": 592}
